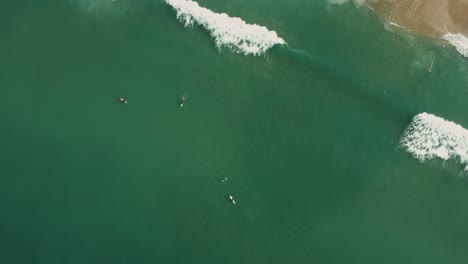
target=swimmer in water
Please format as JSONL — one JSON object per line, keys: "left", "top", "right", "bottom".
{"left": 119, "top": 97, "right": 127, "bottom": 104}
{"left": 180, "top": 97, "right": 185, "bottom": 107}
{"left": 221, "top": 177, "right": 228, "bottom": 183}
{"left": 229, "top": 195, "right": 236, "bottom": 205}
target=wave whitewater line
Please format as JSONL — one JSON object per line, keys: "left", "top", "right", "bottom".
{"left": 400, "top": 113, "right": 468, "bottom": 172}
{"left": 443, "top": 33, "right": 468, "bottom": 58}
{"left": 165, "top": 0, "right": 285, "bottom": 56}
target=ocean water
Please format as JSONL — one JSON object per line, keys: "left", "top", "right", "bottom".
{"left": 1, "top": 0, "right": 468, "bottom": 263}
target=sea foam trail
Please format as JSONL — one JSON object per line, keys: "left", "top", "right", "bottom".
{"left": 443, "top": 33, "right": 468, "bottom": 58}
{"left": 400, "top": 113, "right": 468, "bottom": 171}
{"left": 165, "top": 0, "right": 285, "bottom": 56}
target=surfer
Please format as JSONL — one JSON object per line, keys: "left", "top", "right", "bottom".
{"left": 221, "top": 177, "right": 228, "bottom": 183}
{"left": 229, "top": 195, "right": 236, "bottom": 205}
{"left": 180, "top": 97, "right": 185, "bottom": 107}
{"left": 119, "top": 97, "right": 127, "bottom": 104}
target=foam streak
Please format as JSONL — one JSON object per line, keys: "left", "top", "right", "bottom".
{"left": 400, "top": 113, "right": 468, "bottom": 171}
{"left": 165, "top": 0, "right": 285, "bottom": 56}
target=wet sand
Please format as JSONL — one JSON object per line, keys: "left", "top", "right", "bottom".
{"left": 366, "top": 0, "right": 468, "bottom": 37}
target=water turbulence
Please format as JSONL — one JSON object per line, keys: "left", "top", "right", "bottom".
{"left": 400, "top": 113, "right": 468, "bottom": 172}
{"left": 69, "top": 0, "right": 137, "bottom": 17}
{"left": 443, "top": 33, "right": 468, "bottom": 58}
{"left": 165, "top": 0, "right": 285, "bottom": 56}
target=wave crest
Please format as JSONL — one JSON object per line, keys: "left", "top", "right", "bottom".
{"left": 165, "top": 0, "right": 285, "bottom": 56}
{"left": 400, "top": 113, "right": 468, "bottom": 171}
{"left": 443, "top": 33, "right": 468, "bottom": 58}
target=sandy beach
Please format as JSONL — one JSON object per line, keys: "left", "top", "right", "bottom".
{"left": 366, "top": 0, "right": 468, "bottom": 37}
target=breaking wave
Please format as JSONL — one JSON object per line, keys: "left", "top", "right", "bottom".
{"left": 443, "top": 33, "right": 468, "bottom": 58}
{"left": 400, "top": 113, "right": 468, "bottom": 172}
{"left": 165, "top": 0, "right": 285, "bottom": 56}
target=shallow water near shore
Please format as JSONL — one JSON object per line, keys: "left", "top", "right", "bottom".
{"left": 1, "top": 1, "right": 468, "bottom": 263}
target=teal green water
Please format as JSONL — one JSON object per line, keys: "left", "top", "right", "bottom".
{"left": 2, "top": 0, "right": 468, "bottom": 263}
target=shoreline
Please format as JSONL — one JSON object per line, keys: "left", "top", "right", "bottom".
{"left": 365, "top": 0, "right": 468, "bottom": 37}
{"left": 364, "top": 0, "right": 468, "bottom": 57}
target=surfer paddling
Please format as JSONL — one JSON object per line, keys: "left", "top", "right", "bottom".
{"left": 180, "top": 97, "right": 185, "bottom": 108}
{"left": 229, "top": 195, "right": 236, "bottom": 205}
{"left": 119, "top": 97, "right": 127, "bottom": 104}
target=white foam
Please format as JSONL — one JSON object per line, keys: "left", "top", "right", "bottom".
{"left": 383, "top": 21, "right": 410, "bottom": 34}
{"left": 328, "top": 0, "right": 349, "bottom": 5}
{"left": 400, "top": 113, "right": 468, "bottom": 171}
{"left": 327, "top": 0, "right": 366, "bottom": 6}
{"left": 443, "top": 33, "right": 468, "bottom": 58}
{"left": 388, "top": 21, "right": 406, "bottom": 30}
{"left": 165, "top": 0, "right": 285, "bottom": 56}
